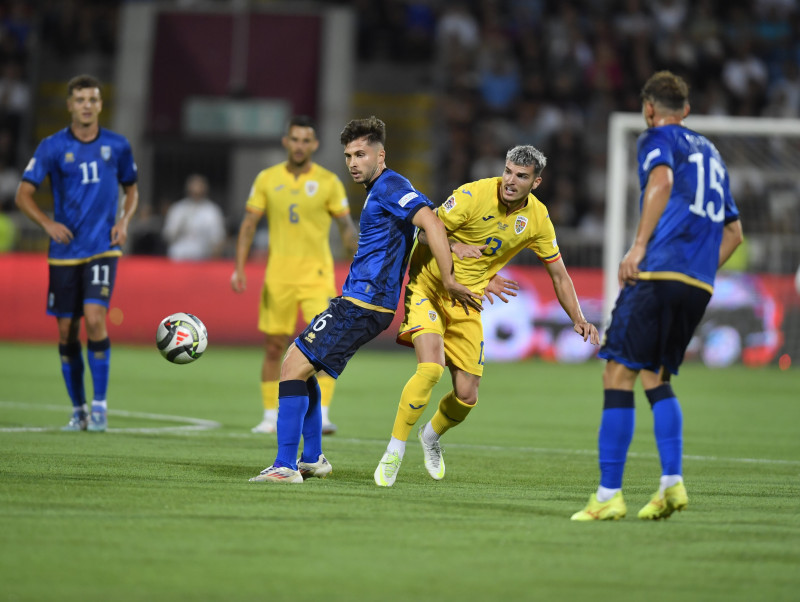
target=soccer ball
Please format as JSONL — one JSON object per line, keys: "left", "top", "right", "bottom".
{"left": 156, "top": 312, "right": 208, "bottom": 364}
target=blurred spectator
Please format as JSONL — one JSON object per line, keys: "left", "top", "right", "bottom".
{"left": 763, "top": 60, "right": 800, "bottom": 117}
{"left": 0, "top": 58, "right": 30, "bottom": 141}
{"left": 162, "top": 174, "right": 226, "bottom": 261}
{"left": 722, "top": 38, "right": 769, "bottom": 113}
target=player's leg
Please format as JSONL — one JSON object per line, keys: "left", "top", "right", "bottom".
{"left": 300, "top": 292, "right": 338, "bottom": 434}
{"left": 254, "top": 281, "right": 295, "bottom": 433}
{"left": 297, "top": 375, "right": 333, "bottom": 479}
{"left": 82, "top": 257, "right": 117, "bottom": 432}
{"left": 375, "top": 333, "right": 445, "bottom": 486}
{"left": 49, "top": 264, "right": 88, "bottom": 430}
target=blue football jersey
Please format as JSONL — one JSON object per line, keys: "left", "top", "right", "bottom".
{"left": 23, "top": 127, "right": 138, "bottom": 263}
{"left": 636, "top": 124, "right": 739, "bottom": 289}
{"left": 342, "top": 169, "right": 433, "bottom": 310}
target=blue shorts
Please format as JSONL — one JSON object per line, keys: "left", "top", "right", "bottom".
{"left": 599, "top": 279, "right": 711, "bottom": 375}
{"left": 294, "top": 297, "right": 395, "bottom": 379}
{"left": 47, "top": 257, "right": 118, "bottom": 318}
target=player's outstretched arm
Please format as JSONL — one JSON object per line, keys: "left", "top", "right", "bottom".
{"left": 417, "top": 229, "right": 486, "bottom": 259}
{"left": 231, "top": 209, "right": 262, "bottom": 293}
{"left": 544, "top": 257, "right": 599, "bottom": 345}
{"left": 15, "top": 181, "right": 74, "bottom": 244}
{"left": 412, "top": 207, "right": 482, "bottom": 313}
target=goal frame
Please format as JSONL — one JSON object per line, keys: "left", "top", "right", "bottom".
{"left": 604, "top": 112, "right": 800, "bottom": 323}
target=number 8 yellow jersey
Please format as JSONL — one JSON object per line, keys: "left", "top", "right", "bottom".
{"left": 246, "top": 162, "right": 350, "bottom": 287}
{"left": 409, "top": 177, "right": 561, "bottom": 295}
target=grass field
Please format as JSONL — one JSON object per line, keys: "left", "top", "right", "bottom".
{"left": 1, "top": 341, "right": 799, "bottom": 602}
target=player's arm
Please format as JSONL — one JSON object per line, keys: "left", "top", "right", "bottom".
{"left": 619, "top": 164, "right": 672, "bottom": 286}
{"left": 15, "top": 180, "right": 74, "bottom": 244}
{"left": 417, "top": 229, "right": 486, "bottom": 259}
{"left": 484, "top": 273, "right": 519, "bottom": 304}
{"left": 334, "top": 213, "right": 359, "bottom": 261}
{"left": 719, "top": 219, "right": 743, "bottom": 268}
{"left": 412, "top": 206, "right": 482, "bottom": 313}
{"left": 231, "top": 208, "right": 262, "bottom": 293}
{"left": 543, "top": 257, "right": 600, "bottom": 345}
{"left": 111, "top": 183, "right": 139, "bottom": 247}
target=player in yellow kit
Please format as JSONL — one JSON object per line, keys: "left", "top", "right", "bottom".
{"left": 374, "top": 145, "right": 600, "bottom": 486}
{"left": 232, "top": 116, "right": 358, "bottom": 435}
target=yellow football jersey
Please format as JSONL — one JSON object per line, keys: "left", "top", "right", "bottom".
{"left": 409, "top": 177, "right": 561, "bottom": 294}
{"left": 246, "top": 162, "right": 350, "bottom": 286}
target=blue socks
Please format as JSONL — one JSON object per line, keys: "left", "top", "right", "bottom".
{"left": 598, "top": 389, "right": 635, "bottom": 489}
{"left": 87, "top": 338, "right": 111, "bottom": 406}
{"left": 274, "top": 380, "right": 310, "bottom": 470}
{"left": 59, "top": 342, "right": 85, "bottom": 409}
{"left": 646, "top": 384, "right": 683, "bottom": 476}
{"left": 300, "top": 376, "right": 323, "bottom": 464}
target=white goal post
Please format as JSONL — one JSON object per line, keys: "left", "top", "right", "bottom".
{"left": 603, "top": 112, "right": 800, "bottom": 323}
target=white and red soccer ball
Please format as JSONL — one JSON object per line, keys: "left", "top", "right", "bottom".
{"left": 156, "top": 312, "right": 208, "bottom": 364}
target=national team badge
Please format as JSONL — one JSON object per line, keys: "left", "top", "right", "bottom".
{"left": 305, "top": 181, "right": 319, "bottom": 196}
{"left": 514, "top": 216, "right": 528, "bottom": 235}
{"left": 64, "top": 153, "right": 74, "bottom": 163}
{"left": 101, "top": 146, "right": 111, "bottom": 161}
{"left": 428, "top": 310, "right": 437, "bottom": 322}
{"left": 442, "top": 196, "right": 456, "bottom": 212}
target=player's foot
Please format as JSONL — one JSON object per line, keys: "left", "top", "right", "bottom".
{"left": 374, "top": 450, "right": 402, "bottom": 487}
{"left": 571, "top": 491, "right": 627, "bottom": 521}
{"left": 87, "top": 409, "right": 107, "bottom": 432}
{"left": 61, "top": 410, "right": 88, "bottom": 432}
{"left": 321, "top": 420, "right": 338, "bottom": 435}
{"left": 297, "top": 454, "right": 332, "bottom": 479}
{"left": 637, "top": 481, "right": 688, "bottom": 520}
{"left": 249, "top": 465, "right": 303, "bottom": 483}
{"left": 251, "top": 419, "right": 276, "bottom": 434}
{"left": 418, "top": 426, "right": 445, "bottom": 480}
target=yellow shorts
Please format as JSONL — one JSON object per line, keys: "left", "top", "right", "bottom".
{"left": 259, "top": 280, "right": 336, "bottom": 335}
{"left": 397, "top": 279, "right": 485, "bottom": 376}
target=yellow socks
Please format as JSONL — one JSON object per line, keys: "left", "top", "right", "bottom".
{"left": 430, "top": 390, "right": 475, "bottom": 436}
{"left": 390, "top": 362, "right": 444, "bottom": 441}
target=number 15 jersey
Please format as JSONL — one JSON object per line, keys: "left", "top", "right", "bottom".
{"left": 636, "top": 124, "right": 740, "bottom": 292}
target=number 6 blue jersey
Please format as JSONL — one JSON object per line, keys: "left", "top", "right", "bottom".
{"left": 22, "top": 127, "right": 138, "bottom": 264}
{"left": 636, "top": 124, "right": 739, "bottom": 292}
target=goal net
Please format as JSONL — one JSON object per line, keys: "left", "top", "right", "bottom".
{"left": 604, "top": 113, "right": 800, "bottom": 367}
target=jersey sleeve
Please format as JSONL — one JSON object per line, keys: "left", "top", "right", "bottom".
{"left": 436, "top": 185, "right": 473, "bottom": 232}
{"left": 638, "top": 129, "right": 674, "bottom": 176}
{"left": 528, "top": 213, "right": 561, "bottom": 263}
{"left": 245, "top": 171, "right": 269, "bottom": 213}
{"left": 377, "top": 179, "right": 432, "bottom": 222}
{"left": 117, "top": 138, "right": 138, "bottom": 185}
{"left": 21, "top": 139, "right": 53, "bottom": 188}
{"left": 326, "top": 175, "right": 350, "bottom": 217}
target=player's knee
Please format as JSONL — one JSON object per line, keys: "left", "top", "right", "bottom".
{"left": 264, "top": 335, "right": 289, "bottom": 361}
{"left": 417, "top": 362, "right": 444, "bottom": 384}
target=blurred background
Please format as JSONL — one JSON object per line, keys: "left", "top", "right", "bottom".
{"left": 0, "top": 0, "right": 799, "bottom": 367}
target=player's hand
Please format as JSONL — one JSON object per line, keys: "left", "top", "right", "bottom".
{"left": 484, "top": 273, "right": 519, "bottom": 305}
{"left": 451, "top": 242, "right": 486, "bottom": 260}
{"left": 230, "top": 270, "right": 247, "bottom": 293}
{"left": 43, "top": 220, "right": 74, "bottom": 245}
{"left": 110, "top": 222, "right": 128, "bottom": 246}
{"left": 445, "top": 280, "right": 483, "bottom": 314}
{"left": 618, "top": 244, "right": 645, "bottom": 287}
{"left": 573, "top": 321, "right": 600, "bottom": 345}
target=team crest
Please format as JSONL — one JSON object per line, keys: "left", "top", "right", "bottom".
{"left": 101, "top": 146, "right": 111, "bottom": 161}
{"left": 305, "top": 181, "right": 319, "bottom": 196}
{"left": 428, "top": 310, "right": 438, "bottom": 322}
{"left": 442, "top": 196, "right": 456, "bottom": 212}
{"left": 64, "top": 153, "right": 74, "bottom": 163}
{"left": 514, "top": 216, "right": 528, "bottom": 235}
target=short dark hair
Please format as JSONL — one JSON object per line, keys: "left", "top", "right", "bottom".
{"left": 641, "top": 71, "right": 689, "bottom": 112}
{"left": 340, "top": 116, "right": 386, "bottom": 147}
{"left": 67, "top": 74, "right": 102, "bottom": 98}
{"left": 287, "top": 115, "right": 317, "bottom": 135}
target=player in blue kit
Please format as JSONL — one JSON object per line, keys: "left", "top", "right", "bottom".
{"left": 249, "top": 116, "right": 481, "bottom": 483}
{"left": 571, "top": 71, "right": 743, "bottom": 521}
{"left": 15, "top": 74, "right": 139, "bottom": 432}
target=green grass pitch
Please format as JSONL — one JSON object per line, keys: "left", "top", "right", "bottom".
{"left": 1, "top": 341, "right": 799, "bottom": 602}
